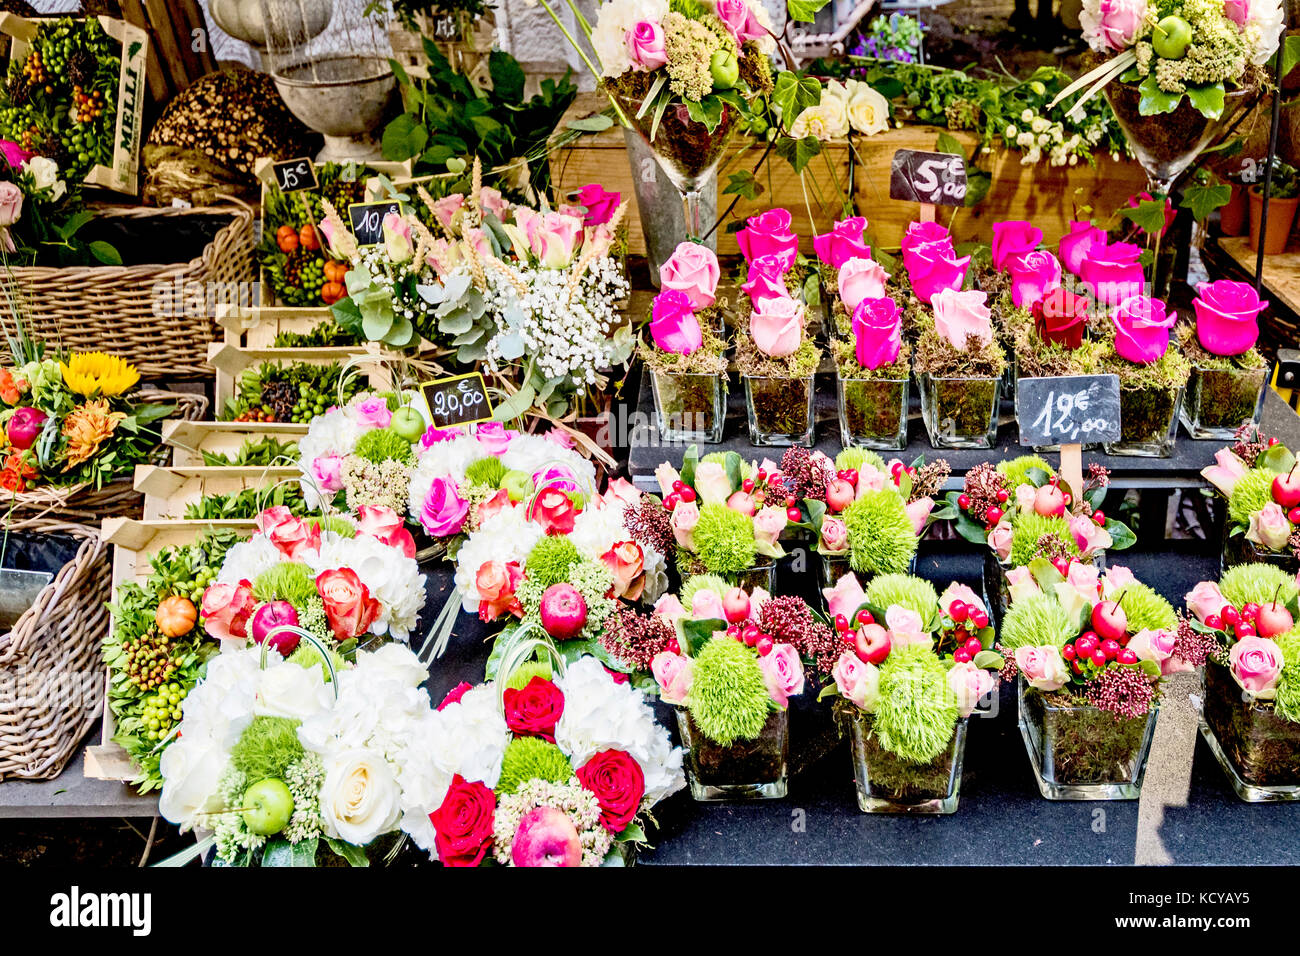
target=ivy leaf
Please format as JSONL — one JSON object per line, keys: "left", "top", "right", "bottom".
{"left": 774, "top": 133, "right": 821, "bottom": 173}
{"left": 1181, "top": 181, "right": 1232, "bottom": 222}
{"left": 1185, "top": 82, "right": 1226, "bottom": 120}
{"left": 772, "top": 71, "right": 821, "bottom": 122}
{"left": 685, "top": 94, "right": 725, "bottom": 133}
{"left": 487, "top": 50, "right": 525, "bottom": 102}
{"left": 1137, "top": 74, "right": 1182, "bottom": 116}
{"left": 1121, "top": 198, "right": 1169, "bottom": 235}
{"left": 787, "top": 0, "right": 830, "bottom": 21}
{"left": 723, "top": 169, "right": 764, "bottom": 200}
{"left": 1282, "top": 34, "right": 1300, "bottom": 80}
{"left": 381, "top": 113, "right": 428, "bottom": 161}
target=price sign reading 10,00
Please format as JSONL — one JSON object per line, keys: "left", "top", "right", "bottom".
{"left": 421, "top": 372, "right": 494, "bottom": 430}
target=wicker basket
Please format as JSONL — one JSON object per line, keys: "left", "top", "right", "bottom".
{"left": 0, "top": 204, "right": 255, "bottom": 379}
{"left": 1, "top": 389, "right": 209, "bottom": 528}
{"left": 0, "top": 521, "right": 110, "bottom": 780}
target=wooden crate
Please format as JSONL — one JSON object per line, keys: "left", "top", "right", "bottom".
{"left": 207, "top": 340, "right": 398, "bottom": 414}
{"left": 162, "top": 420, "right": 308, "bottom": 467}
{"left": 134, "top": 464, "right": 302, "bottom": 520}
{"left": 217, "top": 303, "right": 337, "bottom": 349}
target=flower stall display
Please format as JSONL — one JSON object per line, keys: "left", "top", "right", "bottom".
{"left": 158, "top": 642, "right": 436, "bottom": 866}
{"left": 1202, "top": 426, "right": 1300, "bottom": 575}
{"left": 1178, "top": 280, "right": 1270, "bottom": 440}
{"left": 643, "top": 242, "right": 729, "bottom": 443}
{"left": 1185, "top": 563, "right": 1300, "bottom": 800}
{"left": 220, "top": 360, "right": 364, "bottom": 425}
{"left": 0, "top": 141, "right": 115, "bottom": 267}
{"left": 399, "top": 651, "right": 684, "bottom": 865}
{"left": 734, "top": 208, "right": 822, "bottom": 446}
{"left": 948, "top": 456, "right": 1134, "bottom": 622}
{"left": 821, "top": 573, "right": 1001, "bottom": 813}
{"left": 998, "top": 560, "right": 1190, "bottom": 799}
{"left": 1099, "top": 294, "right": 1189, "bottom": 457}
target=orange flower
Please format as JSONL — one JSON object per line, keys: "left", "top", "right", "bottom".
{"left": 61, "top": 399, "right": 125, "bottom": 469}
{"left": 0, "top": 369, "right": 22, "bottom": 405}
{"left": 0, "top": 452, "right": 37, "bottom": 492}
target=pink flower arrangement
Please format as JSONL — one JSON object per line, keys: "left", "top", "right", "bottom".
{"left": 850, "top": 296, "right": 902, "bottom": 370}
{"left": 1080, "top": 241, "right": 1144, "bottom": 307}
{"left": 813, "top": 216, "right": 871, "bottom": 269}
{"left": 736, "top": 208, "right": 799, "bottom": 270}
{"left": 649, "top": 289, "right": 703, "bottom": 355}
{"left": 1192, "top": 280, "right": 1268, "bottom": 356}
{"left": 1058, "top": 219, "right": 1108, "bottom": 276}
{"left": 1111, "top": 295, "right": 1177, "bottom": 364}
{"left": 932, "top": 288, "right": 993, "bottom": 351}
{"left": 900, "top": 220, "right": 953, "bottom": 273}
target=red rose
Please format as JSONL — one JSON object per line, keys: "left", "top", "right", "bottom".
{"left": 576, "top": 749, "right": 646, "bottom": 833}
{"left": 430, "top": 774, "right": 495, "bottom": 867}
{"left": 603, "top": 666, "right": 630, "bottom": 685}
{"left": 531, "top": 488, "right": 577, "bottom": 535}
{"left": 1033, "top": 287, "right": 1088, "bottom": 349}
{"left": 438, "top": 681, "right": 473, "bottom": 710}
{"left": 502, "top": 676, "right": 565, "bottom": 742}
{"left": 315, "top": 567, "right": 381, "bottom": 641}
{"left": 475, "top": 559, "right": 524, "bottom": 622}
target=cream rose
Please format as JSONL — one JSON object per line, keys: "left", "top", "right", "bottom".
{"left": 158, "top": 739, "right": 227, "bottom": 831}
{"left": 846, "top": 80, "right": 890, "bottom": 135}
{"left": 255, "top": 662, "right": 330, "bottom": 721}
{"left": 319, "top": 749, "right": 403, "bottom": 846}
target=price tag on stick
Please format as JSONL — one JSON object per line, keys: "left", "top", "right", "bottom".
{"left": 420, "top": 372, "right": 495, "bottom": 430}
{"left": 889, "top": 149, "right": 968, "bottom": 209}
{"left": 1016, "top": 374, "right": 1123, "bottom": 497}
{"left": 271, "top": 157, "right": 319, "bottom": 193}
{"left": 348, "top": 200, "right": 402, "bottom": 247}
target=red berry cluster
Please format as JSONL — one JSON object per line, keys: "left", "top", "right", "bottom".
{"left": 1203, "top": 599, "right": 1294, "bottom": 640}
{"left": 942, "top": 599, "right": 990, "bottom": 662}
{"left": 957, "top": 462, "right": 1009, "bottom": 529}
{"left": 725, "top": 621, "right": 778, "bottom": 657}
{"left": 662, "top": 479, "right": 698, "bottom": 511}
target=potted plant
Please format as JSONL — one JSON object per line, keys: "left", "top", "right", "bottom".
{"left": 1219, "top": 179, "right": 1249, "bottom": 237}
{"left": 643, "top": 242, "right": 729, "bottom": 443}
{"left": 1185, "top": 563, "right": 1300, "bottom": 801}
{"left": 999, "top": 560, "right": 1189, "bottom": 800}
{"left": 734, "top": 209, "right": 821, "bottom": 446}
{"left": 1099, "top": 294, "right": 1190, "bottom": 457}
{"left": 821, "top": 573, "right": 1000, "bottom": 813}
{"left": 1201, "top": 426, "right": 1300, "bottom": 576}
{"left": 1249, "top": 158, "right": 1300, "bottom": 255}
{"left": 832, "top": 282, "right": 910, "bottom": 448}
{"left": 1179, "top": 280, "right": 1270, "bottom": 439}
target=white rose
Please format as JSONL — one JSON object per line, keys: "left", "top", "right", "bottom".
{"left": 846, "top": 82, "right": 890, "bottom": 136}
{"left": 255, "top": 661, "right": 331, "bottom": 721}
{"left": 158, "top": 739, "right": 226, "bottom": 831}
{"left": 357, "top": 643, "right": 427, "bottom": 687}
{"left": 319, "top": 749, "right": 403, "bottom": 846}
{"left": 817, "top": 81, "right": 851, "bottom": 138}
{"left": 23, "top": 156, "right": 64, "bottom": 200}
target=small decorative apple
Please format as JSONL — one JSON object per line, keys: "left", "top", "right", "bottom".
{"left": 242, "top": 778, "right": 294, "bottom": 836}
{"left": 854, "top": 623, "right": 891, "bottom": 665}
{"left": 250, "top": 601, "right": 300, "bottom": 654}
{"left": 1034, "top": 483, "right": 1067, "bottom": 518}
{"left": 1091, "top": 600, "right": 1128, "bottom": 643}
{"left": 826, "top": 478, "right": 856, "bottom": 512}
{"left": 722, "top": 587, "right": 751, "bottom": 624}
{"left": 388, "top": 407, "right": 426, "bottom": 443}
{"left": 539, "top": 583, "right": 587, "bottom": 639}
{"left": 1151, "top": 14, "right": 1192, "bottom": 60}
{"left": 726, "top": 490, "right": 756, "bottom": 517}
{"left": 1256, "top": 601, "right": 1295, "bottom": 638}
{"left": 511, "top": 806, "right": 582, "bottom": 867}
{"left": 1272, "top": 466, "right": 1300, "bottom": 508}
{"left": 500, "top": 470, "right": 534, "bottom": 502}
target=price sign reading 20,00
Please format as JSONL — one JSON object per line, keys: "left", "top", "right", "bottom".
{"left": 421, "top": 372, "right": 494, "bottom": 430}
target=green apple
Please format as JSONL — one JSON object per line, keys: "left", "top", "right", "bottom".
{"left": 242, "top": 778, "right": 294, "bottom": 836}
{"left": 501, "top": 469, "right": 534, "bottom": 502}
{"left": 389, "top": 407, "right": 427, "bottom": 443}
{"left": 1152, "top": 15, "right": 1192, "bottom": 60}
{"left": 709, "top": 50, "right": 738, "bottom": 90}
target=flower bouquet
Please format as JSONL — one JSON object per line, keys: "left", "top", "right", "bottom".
{"left": 1178, "top": 280, "right": 1269, "bottom": 439}
{"left": 1099, "top": 293, "right": 1189, "bottom": 457}
{"left": 734, "top": 208, "right": 822, "bottom": 446}
{"left": 1201, "top": 426, "right": 1300, "bottom": 575}
{"left": 159, "top": 642, "right": 435, "bottom": 866}
{"left": 1186, "top": 563, "right": 1300, "bottom": 799}
{"left": 0, "top": 143, "right": 114, "bottom": 267}
{"left": 999, "top": 560, "right": 1190, "bottom": 799}
{"left": 400, "top": 648, "right": 684, "bottom": 865}
{"left": 821, "top": 573, "right": 1001, "bottom": 813}
{"left": 643, "top": 242, "right": 729, "bottom": 443}
{"left": 947, "top": 455, "right": 1135, "bottom": 623}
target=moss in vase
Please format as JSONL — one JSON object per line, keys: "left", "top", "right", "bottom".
{"left": 1204, "top": 660, "right": 1300, "bottom": 785}
{"left": 745, "top": 374, "right": 815, "bottom": 439}
{"left": 687, "top": 634, "right": 773, "bottom": 745}
{"left": 1177, "top": 318, "right": 1268, "bottom": 432}
{"left": 1011, "top": 318, "right": 1108, "bottom": 380}
{"left": 847, "top": 707, "right": 958, "bottom": 800}
{"left": 640, "top": 317, "right": 729, "bottom": 377}
{"left": 1025, "top": 687, "right": 1151, "bottom": 785}
{"left": 843, "top": 488, "right": 918, "bottom": 575}
{"left": 833, "top": 336, "right": 909, "bottom": 442}
{"left": 1098, "top": 332, "right": 1190, "bottom": 444}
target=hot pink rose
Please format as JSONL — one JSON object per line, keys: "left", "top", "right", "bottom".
{"left": 625, "top": 20, "right": 668, "bottom": 70}
{"left": 989, "top": 521, "right": 1014, "bottom": 561}
{"left": 1193, "top": 280, "right": 1268, "bottom": 357}
{"left": 900, "top": 220, "right": 954, "bottom": 270}
{"left": 0, "top": 140, "right": 32, "bottom": 171}
{"left": 310, "top": 454, "right": 344, "bottom": 494}
{"left": 753, "top": 505, "right": 787, "bottom": 550}
{"left": 575, "top": 183, "right": 621, "bottom": 227}
{"left": 1007, "top": 249, "right": 1063, "bottom": 309}
{"left": 749, "top": 295, "right": 804, "bottom": 357}
{"left": 1128, "top": 628, "right": 1192, "bottom": 676}
{"left": 932, "top": 288, "right": 993, "bottom": 351}
{"left": 355, "top": 395, "right": 392, "bottom": 429}
{"left": 4, "top": 406, "right": 46, "bottom": 450}
{"left": 659, "top": 240, "right": 720, "bottom": 309}
{"left": 1084, "top": 0, "right": 1147, "bottom": 50}
{"left": 1058, "top": 220, "right": 1108, "bottom": 276}
{"left": 813, "top": 216, "right": 871, "bottom": 269}
{"left": 948, "top": 661, "right": 995, "bottom": 718}
{"left": 1230, "top": 636, "right": 1284, "bottom": 697}
{"left": 823, "top": 572, "right": 867, "bottom": 622}
{"left": 991, "top": 220, "right": 1043, "bottom": 271}
{"left": 652, "top": 652, "right": 694, "bottom": 705}
{"left": 736, "top": 208, "right": 799, "bottom": 270}
{"left": 758, "top": 643, "right": 805, "bottom": 708}
{"left": 832, "top": 651, "right": 879, "bottom": 710}
{"left": 355, "top": 504, "right": 417, "bottom": 557}
{"left": 851, "top": 296, "right": 902, "bottom": 370}
{"left": 819, "top": 516, "right": 848, "bottom": 553}
{"left": 670, "top": 499, "right": 700, "bottom": 550}
{"left": 474, "top": 422, "right": 514, "bottom": 455}
{"left": 1185, "top": 581, "right": 1226, "bottom": 623}
{"left": 1248, "top": 502, "right": 1292, "bottom": 551}
{"left": 743, "top": 253, "right": 791, "bottom": 305}
{"left": 421, "top": 476, "right": 469, "bottom": 537}
{"left": 838, "top": 257, "right": 888, "bottom": 311}
{"left": 1014, "top": 645, "right": 1069, "bottom": 691}
{"left": 1081, "top": 242, "right": 1144, "bottom": 307}
{"left": 715, "top": 0, "right": 766, "bottom": 44}
{"left": 907, "top": 245, "right": 970, "bottom": 304}
{"left": 649, "top": 289, "right": 703, "bottom": 355}
{"left": 201, "top": 580, "right": 256, "bottom": 642}
{"left": 1112, "top": 295, "right": 1176, "bottom": 364}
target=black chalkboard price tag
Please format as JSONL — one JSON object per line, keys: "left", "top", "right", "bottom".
{"left": 421, "top": 372, "right": 495, "bottom": 430}
{"left": 889, "top": 149, "right": 968, "bottom": 206}
{"left": 348, "top": 200, "right": 402, "bottom": 247}
{"left": 1016, "top": 374, "right": 1122, "bottom": 446}
{"left": 272, "top": 157, "right": 318, "bottom": 193}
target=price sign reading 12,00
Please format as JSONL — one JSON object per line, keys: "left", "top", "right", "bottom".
{"left": 421, "top": 372, "right": 494, "bottom": 430}
{"left": 1015, "top": 374, "right": 1122, "bottom": 447}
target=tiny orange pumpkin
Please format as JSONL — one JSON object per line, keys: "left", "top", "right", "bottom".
{"left": 155, "top": 595, "right": 197, "bottom": 637}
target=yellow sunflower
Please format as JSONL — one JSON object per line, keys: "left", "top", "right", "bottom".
{"left": 61, "top": 399, "right": 126, "bottom": 469}
{"left": 59, "top": 352, "right": 140, "bottom": 397}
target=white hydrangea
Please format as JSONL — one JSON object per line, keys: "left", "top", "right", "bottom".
{"left": 308, "top": 532, "right": 426, "bottom": 642}
{"left": 216, "top": 535, "right": 284, "bottom": 587}
{"left": 298, "top": 645, "right": 430, "bottom": 762}
{"left": 453, "top": 505, "right": 544, "bottom": 611}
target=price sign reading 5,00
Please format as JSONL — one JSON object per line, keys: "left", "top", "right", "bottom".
{"left": 1015, "top": 374, "right": 1122, "bottom": 447}
{"left": 421, "top": 372, "right": 494, "bottom": 430}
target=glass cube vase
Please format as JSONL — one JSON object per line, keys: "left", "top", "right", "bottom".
{"left": 847, "top": 711, "right": 967, "bottom": 814}
{"left": 836, "top": 374, "right": 908, "bottom": 450}
{"left": 1018, "top": 678, "right": 1158, "bottom": 800}
{"left": 917, "top": 372, "right": 1000, "bottom": 449}
{"left": 1181, "top": 365, "right": 1266, "bottom": 441}
{"left": 983, "top": 549, "right": 1106, "bottom": 627}
{"left": 1103, "top": 385, "right": 1184, "bottom": 458}
{"left": 650, "top": 370, "right": 726, "bottom": 444}
{"left": 744, "top": 374, "right": 815, "bottom": 447}
{"left": 1220, "top": 531, "right": 1300, "bottom": 577}
{"left": 676, "top": 707, "right": 789, "bottom": 801}
{"left": 1200, "top": 661, "right": 1300, "bottom": 801}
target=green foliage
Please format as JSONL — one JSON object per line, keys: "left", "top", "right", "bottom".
{"left": 496, "top": 737, "right": 574, "bottom": 794}
{"left": 692, "top": 503, "right": 757, "bottom": 576}
{"left": 1010, "top": 512, "right": 1078, "bottom": 567}
{"left": 680, "top": 573, "right": 730, "bottom": 611}
{"left": 287, "top": 640, "right": 345, "bottom": 682}
{"left": 311, "top": 515, "right": 357, "bottom": 538}
{"left": 872, "top": 645, "right": 959, "bottom": 763}
{"left": 1001, "top": 592, "right": 1076, "bottom": 650}
{"left": 997, "top": 455, "right": 1054, "bottom": 490}
{"left": 229, "top": 717, "right": 304, "bottom": 785}
{"left": 201, "top": 436, "right": 299, "bottom": 468}
{"left": 1115, "top": 581, "right": 1177, "bottom": 634}
{"left": 525, "top": 536, "right": 582, "bottom": 589}
{"left": 688, "top": 635, "right": 771, "bottom": 745}
{"left": 843, "top": 488, "right": 917, "bottom": 575}
{"left": 253, "top": 562, "right": 318, "bottom": 605}
{"left": 464, "top": 456, "right": 507, "bottom": 489}
{"left": 353, "top": 428, "right": 416, "bottom": 466}
{"left": 1220, "top": 563, "right": 1300, "bottom": 609}
{"left": 865, "top": 573, "right": 938, "bottom": 621}
{"left": 1228, "top": 467, "right": 1279, "bottom": 528}
{"left": 836, "top": 447, "right": 886, "bottom": 473}
{"left": 1274, "top": 633, "right": 1300, "bottom": 724}
{"left": 700, "top": 452, "right": 729, "bottom": 465}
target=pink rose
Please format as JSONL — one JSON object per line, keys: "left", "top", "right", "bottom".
{"left": 355, "top": 504, "right": 417, "bottom": 558}
{"left": 1101, "top": 565, "right": 1136, "bottom": 598}
{"left": 671, "top": 499, "right": 700, "bottom": 549}
{"left": 1006, "top": 566, "right": 1042, "bottom": 601}
{"left": 1086, "top": 0, "right": 1147, "bottom": 51}
{"left": 947, "top": 661, "right": 995, "bottom": 718}
{"left": 200, "top": 580, "right": 257, "bottom": 643}
{"left": 1128, "top": 628, "right": 1191, "bottom": 676}
{"left": 426, "top": 237, "right": 462, "bottom": 279}
{"left": 659, "top": 241, "right": 720, "bottom": 309}
{"left": 543, "top": 428, "right": 574, "bottom": 450}
{"left": 819, "top": 516, "right": 848, "bottom": 553}
{"left": 1058, "top": 220, "right": 1108, "bottom": 276}
{"left": 1064, "top": 561, "right": 1102, "bottom": 605}
{"left": 431, "top": 193, "right": 464, "bottom": 229}
{"left": 651, "top": 652, "right": 694, "bottom": 705}
{"left": 908, "top": 245, "right": 970, "bottom": 304}
{"left": 715, "top": 0, "right": 766, "bottom": 44}
{"left": 692, "top": 462, "right": 731, "bottom": 506}
{"left": 1014, "top": 645, "right": 1069, "bottom": 691}
{"left": 653, "top": 594, "right": 687, "bottom": 627}
{"left": 1007, "top": 250, "right": 1063, "bottom": 309}
{"left": 886, "top": 605, "right": 929, "bottom": 647}
{"left": 753, "top": 505, "right": 787, "bottom": 550}
{"left": 823, "top": 572, "right": 867, "bottom": 622}
{"left": 691, "top": 588, "right": 726, "bottom": 621}
{"left": 649, "top": 289, "right": 703, "bottom": 355}
{"left": 533, "top": 463, "right": 581, "bottom": 495}
{"left": 736, "top": 208, "right": 799, "bottom": 270}
{"left": 1081, "top": 241, "right": 1144, "bottom": 307}
{"left": 531, "top": 211, "right": 583, "bottom": 268}
{"left": 479, "top": 187, "right": 510, "bottom": 221}
{"left": 421, "top": 476, "right": 469, "bottom": 537}
{"left": 832, "top": 651, "right": 879, "bottom": 710}
{"left": 1069, "top": 513, "right": 1113, "bottom": 556}
{"left": 850, "top": 296, "right": 902, "bottom": 370}
{"left": 991, "top": 220, "right": 1043, "bottom": 271}
{"left": 263, "top": 514, "right": 320, "bottom": 561}
{"left": 0, "top": 181, "right": 27, "bottom": 232}
{"left": 575, "top": 183, "right": 621, "bottom": 227}
{"left": 1015, "top": 484, "right": 1037, "bottom": 514}
{"left": 939, "top": 583, "right": 985, "bottom": 617}
{"left": 758, "top": 643, "right": 805, "bottom": 708}
{"left": 856, "top": 464, "right": 887, "bottom": 497}
{"left": 900, "top": 220, "right": 954, "bottom": 274}
{"left": 1230, "top": 636, "right": 1284, "bottom": 697}
{"left": 742, "top": 253, "right": 791, "bottom": 306}
{"left": 1247, "top": 502, "right": 1292, "bottom": 551}
{"left": 0, "top": 140, "right": 33, "bottom": 171}
{"left": 626, "top": 19, "right": 668, "bottom": 70}
{"left": 1185, "top": 581, "right": 1226, "bottom": 623}
{"left": 1193, "top": 280, "right": 1268, "bottom": 357}
{"left": 355, "top": 395, "right": 392, "bottom": 429}
{"left": 813, "top": 216, "right": 871, "bottom": 269}
{"left": 310, "top": 454, "right": 344, "bottom": 494}
{"left": 989, "top": 521, "right": 1014, "bottom": 561}
{"left": 905, "top": 496, "right": 934, "bottom": 537}
{"left": 4, "top": 406, "right": 46, "bottom": 450}
{"left": 1127, "top": 192, "right": 1175, "bottom": 237}
{"left": 749, "top": 295, "right": 804, "bottom": 357}
{"left": 1201, "top": 449, "right": 1249, "bottom": 499}
{"left": 383, "top": 211, "right": 413, "bottom": 263}
{"left": 1112, "top": 295, "right": 1177, "bottom": 364}
{"left": 932, "top": 288, "right": 993, "bottom": 351}
{"left": 1223, "top": 0, "right": 1250, "bottom": 25}
{"left": 838, "top": 257, "right": 888, "bottom": 311}
{"left": 474, "top": 422, "right": 513, "bottom": 455}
